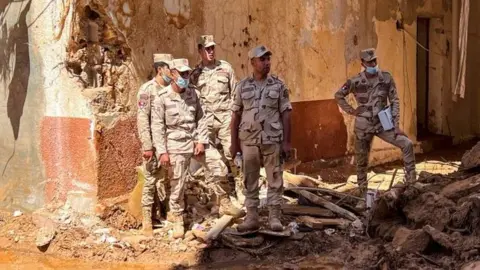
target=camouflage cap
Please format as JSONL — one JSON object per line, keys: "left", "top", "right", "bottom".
{"left": 248, "top": 45, "right": 272, "bottom": 60}
{"left": 153, "top": 54, "right": 173, "bottom": 65}
{"left": 171, "top": 58, "right": 192, "bottom": 72}
{"left": 197, "top": 35, "right": 216, "bottom": 48}
{"left": 360, "top": 48, "right": 377, "bottom": 62}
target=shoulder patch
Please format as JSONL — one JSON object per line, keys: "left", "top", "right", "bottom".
{"left": 138, "top": 93, "right": 149, "bottom": 108}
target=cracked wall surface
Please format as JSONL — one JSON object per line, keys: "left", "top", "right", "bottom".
{"left": 2, "top": 0, "right": 480, "bottom": 208}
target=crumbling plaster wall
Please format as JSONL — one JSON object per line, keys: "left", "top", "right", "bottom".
{"left": 0, "top": 0, "right": 97, "bottom": 211}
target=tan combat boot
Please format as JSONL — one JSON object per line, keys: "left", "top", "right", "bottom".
{"left": 171, "top": 213, "right": 185, "bottom": 239}
{"left": 237, "top": 207, "right": 260, "bottom": 232}
{"left": 268, "top": 205, "right": 283, "bottom": 231}
{"left": 219, "top": 196, "right": 245, "bottom": 218}
{"left": 142, "top": 206, "right": 153, "bottom": 237}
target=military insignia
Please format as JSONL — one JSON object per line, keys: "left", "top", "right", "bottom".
{"left": 283, "top": 88, "right": 289, "bottom": 98}
{"left": 341, "top": 79, "right": 351, "bottom": 90}
{"left": 138, "top": 94, "right": 149, "bottom": 108}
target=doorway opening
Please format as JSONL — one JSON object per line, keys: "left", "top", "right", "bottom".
{"left": 416, "top": 17, "right": 430, "bottom": 140}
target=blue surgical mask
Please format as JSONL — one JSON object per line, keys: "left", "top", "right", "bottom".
{"left": 176, "top": 77, "right": 189, "bottom": 89}
{"left": 162, "top": 74, "right": 171, "bottom": 84}
{"left": 366, "top": 65, "right": 379, "bottom": 74}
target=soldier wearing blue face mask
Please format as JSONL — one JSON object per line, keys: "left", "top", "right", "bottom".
{"left": 334, "top": 48, "right": 416, "bottom": 205}
{"left": 151, "top": 58, "right": 208, "bottom": 239}
{"left": 137, "top": 53, "right": 173, "bottom": 236}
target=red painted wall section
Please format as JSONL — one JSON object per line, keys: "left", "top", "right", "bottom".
{"left": 40, "top": 117, "right": 97, "bottom": 203}
{"left": 291, "top": 100, "right": 348, "bottom": 162}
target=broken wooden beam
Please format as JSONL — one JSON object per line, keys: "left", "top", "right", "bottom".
{"left": 283, "top": 171, "right": 324, "bottom": 188}
{"left": 291, "top": 189, "right": 359, "bottom": 221}
{"left": 282, "top": 204, "right": 335, "bottom": 218}
{"left": 206, "top": 215, "right": 234, "bottom": 241}
{"left": 423, "top": 225, "right": 454, "bottom": 250}
{"left": 296, "top": 216, "right": 350, "bottom": 230}
{"left": 440, "top": 174, "right": 480, "bottom": 200}
{"left": 285, "top": 186, "right": 364, "bottom": 201}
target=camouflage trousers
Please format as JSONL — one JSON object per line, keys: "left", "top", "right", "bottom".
{"left": 165, "top": 153, "right": 192, "bottom": 214}
{"left": 141, "top": 159, "right": 167, "bottom": 207}
{"left": 241, "top": 143, "right": 283, "bottom": 208}
{"left": 199, "top": 113, "right": 233, "bottom": 196}
{"left": 355, "top": 128, "right": 415, "bottom": 192}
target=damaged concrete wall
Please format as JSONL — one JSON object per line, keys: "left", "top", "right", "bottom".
{"left": 0, "top": 0, "right": 97, "bottom": 211}
{"left": 2, "top": 0, "right": 480, "bottom": 209}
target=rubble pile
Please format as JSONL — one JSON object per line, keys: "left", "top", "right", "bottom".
{"left": 4, "top": 144, "right": 480, "bottom": 268}
{"left": 367, "top": 141, "right": 480, "bottom": 269}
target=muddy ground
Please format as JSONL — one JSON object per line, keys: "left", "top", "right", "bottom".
{"left": 2, "top": 142, "right": 480, "bottom": 269}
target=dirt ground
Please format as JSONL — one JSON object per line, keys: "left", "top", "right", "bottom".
{"left": 2, "top": 142, "right": 480, "bottom": 269}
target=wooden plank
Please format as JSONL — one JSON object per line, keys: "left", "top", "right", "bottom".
{"left": 206, "top": 215, "right": 234, "bottom": 241}
{"left": 292, "top": 189, "right": 359, "bottom": 221}
{"left": 296, "top": 216, "right": 351, "bottom": 230}
{"left": 282, "top": 204, "right": 335, "bottom": 218}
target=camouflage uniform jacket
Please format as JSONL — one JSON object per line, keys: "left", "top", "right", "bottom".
{"left": 190, "top": 60, "right": 237, "bottom": 126}
{"left": 231, "top": 74, "right": 292, "bottom": 145}
{"left": 151, "top": 85, "right": 208, "bottom": 155}
{"left": 137, "top": 79, "right": 166, "bottom": 152}
{"left": 334, "top": 70, "right": 400, "bottom": 133}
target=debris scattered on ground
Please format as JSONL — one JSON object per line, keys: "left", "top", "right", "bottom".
{"left": 2, "top": 143, "right": 480, "bottom": 269}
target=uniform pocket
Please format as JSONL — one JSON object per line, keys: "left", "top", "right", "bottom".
{"left": 241, "top": 90, "right": 255, "bottom": 110}
{"left": 264, "top": 90, "right": 279, "bottom": 108}
{"left": 216, "top": 76, "right": 229, "bottom": 94}
{"left": 265, "top": 121, "right": 283, "bottom": 142}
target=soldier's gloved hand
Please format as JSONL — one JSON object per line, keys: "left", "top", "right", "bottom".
{"left": 394, "top": 127, "right": 406, "bottom": 137}
{"left": 159, "top": 153, "right": 170, "bottom": 167}
{"left": 282, "top": 142, "right": 292, "bottom": 162}
{"left": 194, "top": 143, "right": 205, "bottom": 156}
{"left": 143, "top": 150, "right": 154, "bottom": 161}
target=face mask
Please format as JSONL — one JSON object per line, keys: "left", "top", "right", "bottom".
{"left": 162, "top": 74, "right": 171, "bottom": 84}
{"left": 176, "top": 77, "right": 189, "bottom": 89}
{"left": 366, "top": 65, "right": 379, "bottom": 74}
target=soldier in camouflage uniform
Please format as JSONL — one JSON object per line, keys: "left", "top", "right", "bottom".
{"left": 151, "top": 58, "right": 208, "bottom": 239}
{"left": 190, "top": 35, "right": 243, "bottom": 217}
{"left": 334, "top": 48, "right": 416, "bottom": 200}
{"left": 137, "top": 54, "right": 173, "bottom": 236}
{"left": 231, "top": 45, "right": 293, "bottom": 232}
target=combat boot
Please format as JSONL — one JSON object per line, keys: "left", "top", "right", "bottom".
{"left": 237, "top": 207, "right": 260, "bottom": 232}
{"left": 406, "top": 170, "right": 417, "bottom": 183}
{"left": 268, "top": 205, "right": 283, "bottom": 231}
{"left": 142, "top": 206, "right": 153, "bottom": 237}
{"left": 170, "top": 213, "right": 185, "bottom": 239}
{"left": 219, "top": 196, "right": 245, "bottom": 218}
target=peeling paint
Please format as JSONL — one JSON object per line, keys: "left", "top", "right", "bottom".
{"left": 163, "top": 0, "right": 191, "bottom": 29}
